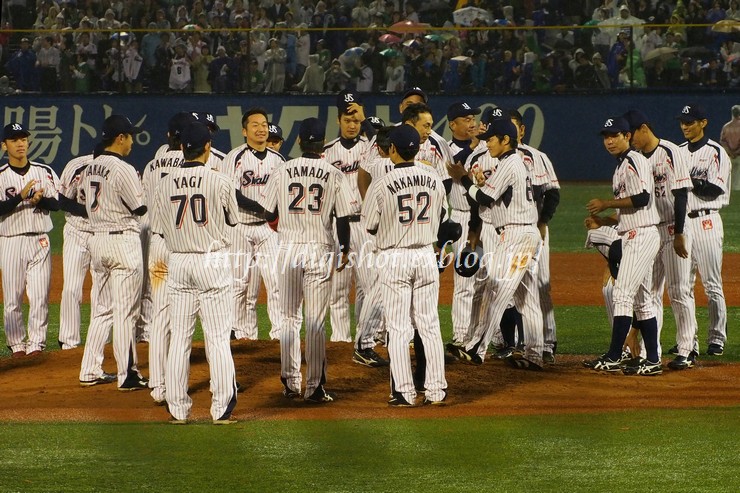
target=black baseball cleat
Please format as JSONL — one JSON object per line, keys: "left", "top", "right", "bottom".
{"left": 667, "top": 352, "right": 697, "bottom": 370}
{"left": 388, "top": 393, "right": 415, "bottom": 407}
{"left": 119, "top": 374, "right": 149, "bottom": 392}
{"left": 706, "top": 343, "right": 724, "bottom": 356}
{"left": 80, "top": 372, "right": 116, "bottom": 387}
{"left": 504, "top": 354, "right": 543, "bottom": 371}
{"left": 352, "top": 348, "right": 389, "bottom": 367}
{"left": 304, "top": 385, "right": 336, "bottom": 404}
{"left": 667, "top": 345, "right": 679, "bottom": 355}
{"left": 448, "top": 345, "right": 483, "bottom": 365}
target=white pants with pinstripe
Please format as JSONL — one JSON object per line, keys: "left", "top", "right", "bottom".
{"left": 166, "top": 250, "right": 237, "bottom": 421}
{"left": 277, "top": 243, "right": 334, "bottom": 398}
{"left": 147, "top": 234, "right": 171, "bottom": 403}
{"left": 0, "top": 234, "right": 51, "bottom": 354}
{"left": 59, "top": 224, "right": 94, "bottom": 350}
{"left": 381, "top": 246, "right": 447, "bottom": 404}
{"left": 538, "top": 227, "right": 557, "bottom": 353}
{"left": 80, "top": 233, "right": 143, "bottom": 386}
{"left": 613, "top": 226, "right": 659, "bottom": 321}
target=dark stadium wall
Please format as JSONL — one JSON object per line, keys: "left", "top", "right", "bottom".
{"left": 1, "top": 92, "right": 736, "bottom": 180}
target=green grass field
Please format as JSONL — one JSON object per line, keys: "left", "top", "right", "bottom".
{"left": 1, "top": 184, "right": 739, "bottom": 492}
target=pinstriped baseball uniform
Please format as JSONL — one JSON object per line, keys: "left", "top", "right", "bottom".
{"left": 585, "top": 225, "right": 620, "bottom": 327}
{"left": 221, "top": 143, "right": 285, "bottom": 340}
{"left": 363, "top": 162, "right": 448, "bottom": 404}
{"left": 140, "top": 148, "right": 188, "bottom": 403}
{"left": 639, "top": 139, "right": 696, "bottom": 357}
{"left": 463, "top": 150, "right": 544, "bottom": 365}
{"left": 58, "top": 154, "right": 103, "bottom": 350}
{"left": 0, "top": 161, "right": 59, "bottom": 354}
{"left": 154, "top": 162, "right": 239, "bottom": 421}
{"left": 324, "top": 134, "right": 372, "bottom": 343}
{"left": 681, "top": 137, "right": 731, "bottom": 348}
{"left": 78, "top": 152, "right": 146, "bottom": 387}
{"left": 519, "top": 143, "right": 560, "bottom": 355}
{"left": 610, "top": 149, "right": 660, "bottom": 322}
{"left": 259, "top": 154, "right": 357, "bottom": 399}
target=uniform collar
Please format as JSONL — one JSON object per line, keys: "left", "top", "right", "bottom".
{"left": 451, "top": 137, "right": 472, "bottom": 148}
{"left": 687, "top": 135, "right": 709, "bottom": 153}
{"left": 301, "top": 152, "right": 322, "bottom": 159}
{"left": 615, "top": 147, "right": 632, "bottom": 164}
{"left": 339, "top": 135, "right": 360, "bottom": 149}
{"left": 181, "top": 161, "right": 205, "bottom": 168}
{"left": 247, "top": 144, "right": 268, "bottom": 160}
{"left": 499, "top": 149, "right": 517, "bottom": 160}
{"left": 8, "top": 161, "right": 31, "bottom": 175}
{"left": 395, "top": 162, "right": 415, "bottom": 168}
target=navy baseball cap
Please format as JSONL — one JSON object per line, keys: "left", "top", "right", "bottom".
{"left": 2, "top": 123, "right": 31, "bottom": 141}
{"left": 447, "top": 102, "right": 481, "bottom": 121}
{"left": 676, "top": 104, "right": 707, "bottom": 123}
{"left": 599, "top": 116, "right": 630, "bottom": 135}
{"left": 367, "top": 116, "right": 385, "bottom": 129}
{"left": 168, "top": 112, "right": 196, "bottom": 137}
{"left": 337, "top": 90, "right": 362, "bottom": 115}
{"left": 299, "top": 117, "right": 325, "bottom": 143}
{"left": 623, "top": 109, "right": 650, "bottom": 131}
{"left": 402, "top": 87, "right": 428, "bottom": 103}
{"left": 268, "top": 122, "right": 283, "bottom": 141}
{"left": 193, "top": 112, "right": 220, "bottom": 131}
{"left": 180, "top": 121, "right": 211, "bottom": 150}
{"left": 102, "top": 115, "right": 142, "bottom": 139}
{"left": 389, "top": 124, "right": 420, "bottom": 152}
{"left": 478, "top": 115, "right": 517, "bottom": 142}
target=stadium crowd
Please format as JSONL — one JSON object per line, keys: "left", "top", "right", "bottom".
{"left": 1, "top": 0, "right": 739, "bottom": 94}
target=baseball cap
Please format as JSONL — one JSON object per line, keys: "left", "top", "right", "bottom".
{"left": 102, "top": 115, "right": 142, "bottom": 139}
{"left": 599, "top": 116, "right": 630, "bottom": 135}
{"left": 268, "top": 122, "right": 283, "bottom": 141}
{"left": 299, "top": 117, "right": 325, "bottom": 143}
{"left": 193, "top": 112, "right": 220, "bottom": 131}
{"left": 389, "top": 124, "right": 420, "bottom": 152}
{"left": 402, "top": 87, "right": 428, "bottom": 103}
{"left": 367, "top": 116, "right": 385, "bottom": 129}
{"left": 2, "top": 123, "right": 31, "bottom": 141}
{"left": 676, "top": 104, "right": 707, "bottom": 123}
{"left": 447, "top": 102, "right": 481, "bottom": 121}
{"left": 623, "top": 109, "right": 650, "bottom": 131}
{"left": 168, "top": 112, "right": 196, "bottom": 137}
{"left": 478, "top": 114, "right": 517, "bottom": 142}
{"left": 336, "top": 89, "right": 361, "bottom": 115}
{"left": 180, "top": 121, "right": 211, "bottom": 150}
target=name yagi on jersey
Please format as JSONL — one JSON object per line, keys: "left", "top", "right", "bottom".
{"left": 85, "top": 164, "right": 111, "bottom": 179}
{"left": 173, "top": 175, "right": 203, "bottom": 189}
{"left": 286, "top": 165, "right": 330, "bottom": 182}
{"left": 385, "top": 174, "right": 437, "bottom": 194}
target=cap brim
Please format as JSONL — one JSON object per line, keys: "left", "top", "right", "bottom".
{"left": 3, "top": 130, "right": 31, "bottom": 140}
{"left": 675, "top": 115, "right": 701, "bottom": 123}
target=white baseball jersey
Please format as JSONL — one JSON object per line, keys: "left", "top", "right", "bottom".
{"left": 585, "top": 225, "right": 619, "bottom": 259}
{"left": 222, "top": 144, "right": 285, "bottom": 224}
{"left": 154, "top": 163, "right": 238, "bottom": 253}
{"left": 611, "top": 150, "right": 660, "bottom": 233}
{"left": 58, "top": 154, "right": 93, "bottom": 232}
{"left": 324, "top": 135, "right": 370, "bottom": 207}
{"left": 644, "top": 139, "right": 692, "bottom": 223}
{"left": 361, "top": 152, "right": 395, "bottom": 182}
{"left": 169, "top": 57, "right": 191, "bottom": 90}
{"left": 259, "top": 155, "right": 357, "bottom": 246}
{"left": 680, "top": 137, "right": 732, "bottom": 211}
{"left": 142, "top": 148, "right": 187, "bottom": 233}
{"left": 0, "top": 161, "right": 59, "bottom": 236}
{"left": 416, "top": 133, "right": 451, "bottom": 181}
{"left": 476, "top": 150, "right": 537, "bottom": 229}
{"left": 362, "top": 162, "right": 445, "bottom": 249}
{"left": 518, "top": 143, "right": 560, "bottom": 191}
{"left": 82, "top": 153, "right": 144, "bottom": 234}
{"left": 448, "top": 138, "right": 475, "bottom": 211}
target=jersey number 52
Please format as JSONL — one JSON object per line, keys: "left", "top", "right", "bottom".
{"left": 397, "top": 192, "right": 430, "bottom": 225}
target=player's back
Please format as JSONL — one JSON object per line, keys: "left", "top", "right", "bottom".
{"left": 155, "top": 164, "right": 236, "bottom": 253}
{"left": 82, "top": 154, "right": 142, "bottom": 234}
{"left": 59, "top": 153, "right": 93, "bottom": 231}
{"left": 271, "top": 156, "right": 353, "bottom": 246}
{"left": 370, "top": 163, "right": 444, "bottom": 249}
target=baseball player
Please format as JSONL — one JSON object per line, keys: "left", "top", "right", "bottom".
{"left": 363, "top": 124, "right": 448, "bottom": 406}
{"left": 78, "top": 115, "right": 149, "bottom": 390}
{"left": 446, "top": 101, "right": 484, "bottom": 350}
{"left": 0, "top": 123, "right": 60, "bottom": 358}
{"left": 622, "top": 109, "right": 696, "bottom": 370}
{"left": 266, "top": 122, "right": 285, "bottom": 156}
{"left": 325, "top": 91, "right": 377, "bottom": 346}
{"left": 221, "top": 108, "right": 285, "bottom": 340}
{"left": 447, "top": 114, "right": 544, "bottom": 370}
{"left": 192, "top": 112, "right": 228, "bottom": 166}
{"left": 259, "top": 117, "right": 357, "bottom": 402}
{"left": 153, "top": 121, "right": 239, "bottom": 424}
{"left": 57, "top": 148, "right": 103, "bottom": 350}
{"left": 140, "top": 111, "right": 195, "bottom": 403}
{"left": 584, "top": 116, "right": 661, "bottom": 376}
{"left": 510, "top": 109, "right": 561, "bottom": 363}
{"left": 676, "top": 104, "right": 731, "bottom": 356}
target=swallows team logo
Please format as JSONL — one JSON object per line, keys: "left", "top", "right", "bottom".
{"left": 39, "top": 237, "right": 49, "bottom": 248}
{"left": 628, "top": 230, "right": 637, "bottom": 240}
{"left": 702, "top": 219, "right": 713, "bottom": 230}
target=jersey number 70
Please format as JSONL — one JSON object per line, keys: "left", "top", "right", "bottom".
{"left": 171, "top": 194, "right": 208, "bottom": 228}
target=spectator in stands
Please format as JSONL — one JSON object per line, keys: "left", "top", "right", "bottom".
{"left": 700, "top": 57, "right": 728, "bottom": 88}
{"left": 36, "top": 35, "right": 60, "bottom": 93}
{"left": 677, "top": 60, "right": 700, "bottom": 87}
{"left": 572, "top": 48, "right": 600, "bottom": 89}
{"left": 151, "top": 32, "right": 172, "bottom": 92}
{"left": 264, "top": 37, "right": 287, "bottom": 93}
{"left": 268, "top": 0, "right": 290, "bottom": 24}
{"left": 72, "top": 53, "right": 92, "bottom": 92}
{"left": 58, "top": 38, "right": 75, "bottom": 92}
{"left": 352, "top": 0, "right": 371, "bottom": 27}
{"left": 728, "top": 0, "right": 740, "bottom": 20}
{"left": 169, "top": 40, "right": 192, "bottom": 92}
{"left": 324, "top": 58, "right": 351, "bottom": 91}
{"left": 5, "top": 37, "right": 38, "bottom": 91}
{"left": 192, "top": 45, "right": 213, "bottom": 93}
{"left": 295, "top": 53, "right": 325, "bottom": 92}
{"left": 246, "top": 58, "right": 266, "bottom": 92}
{"left": 354, "top": 51, "right": 373, "bottom": 92}
{"left": 209, "top": 45, "right": 237, "bottom": 92}
{"left": 385, "top": 55, "right": 405, "bottom": 92}
{"left": 250, "top": 30, "right": 268, "bottom": 72}
{"left": 591, "top": 52, "right": 610, "bottom": 89}
{"left": 295, "top": 24, "right": 311, "bottom": 81}
{"left": 122, "top": 39, "right": 144, "bottom": 93}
